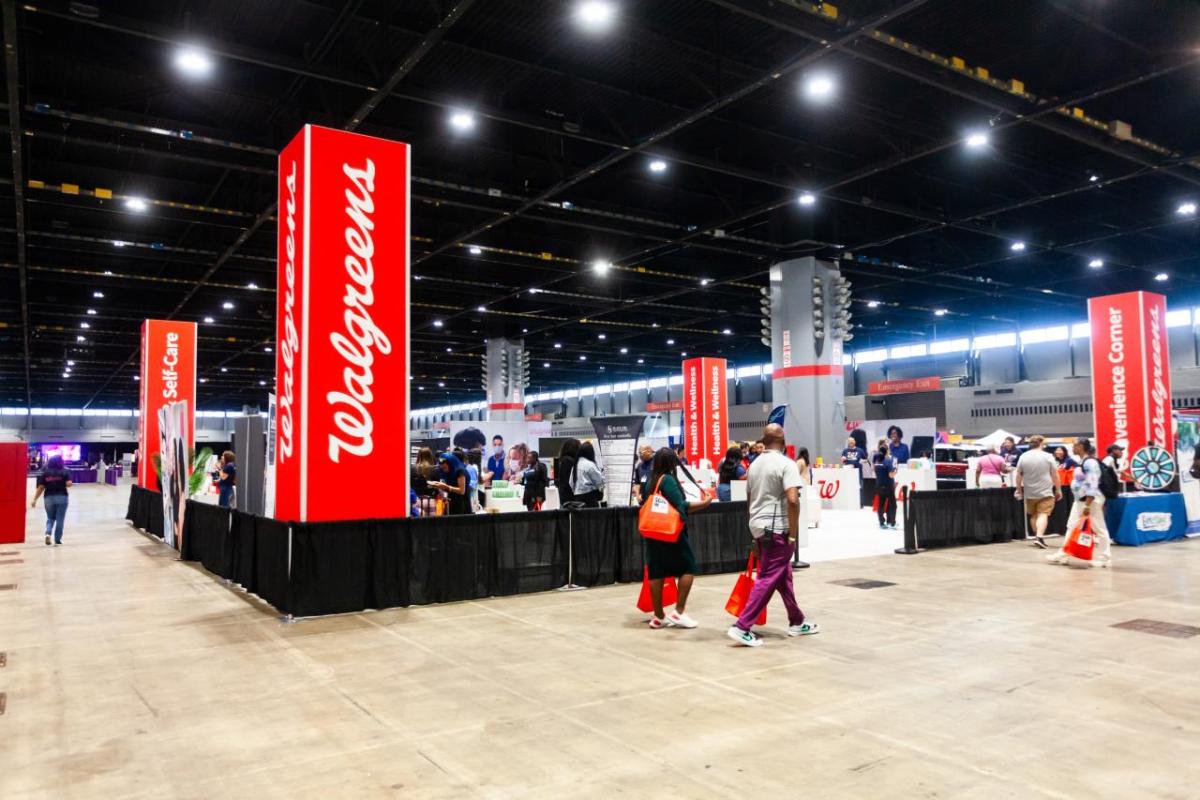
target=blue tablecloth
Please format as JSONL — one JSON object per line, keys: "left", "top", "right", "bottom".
{"left": 1104, "top": 493, "right": 1188, "bottom": 546}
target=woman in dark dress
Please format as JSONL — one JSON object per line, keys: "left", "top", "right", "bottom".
{"left": 642, "top": 447, "right": 712, "bottom": 630}
{"left": 521, "top": 450, "right": 549, "bottom": 511}
{"left": 430, "top": 452, "right": 471, "bottom": 515}
{"left": 554, "top": 438, "right": 580, "bottom": 506}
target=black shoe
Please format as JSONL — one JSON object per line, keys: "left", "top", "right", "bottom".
{"left": 1032, "top": 537, "right": 1048, "bottom": 549}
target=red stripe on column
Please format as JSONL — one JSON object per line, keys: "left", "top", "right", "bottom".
{"left": 488, "top": 403, "right": 525, "bottom": 410}
{"left": 772, "top": 364, "right": 842, "bottom": 379}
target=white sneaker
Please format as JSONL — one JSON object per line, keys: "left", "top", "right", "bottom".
{"left": 727, "top": 625, "right": 761, "bottom": 647}
{"left": 648, "top": 616, "right": 667, "bottom": 629}
{"left": 788, "top": 622, "right": 821, "bottom": 636}
{"left": 667, "top": 611, "right": 698, "bottom": 629}
{"left": 1091, "top": 557, "right": 1111, "bottom": 569}
{"left": 1045, "top": 552, "right": 1068, "bottom": 565}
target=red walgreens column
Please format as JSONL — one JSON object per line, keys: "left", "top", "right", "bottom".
{"left": 1088, "top": 291, "right": 1173, "bottom": 457}
{"left": 138, "top": 320, "right": 197, "bottom": 488}
{"left": 681, "top": 357, "right": 728, "bottom": 468}
{"left": 0, "top": 443, "right": 27, "bottom": 544}
{"left": 274, "top": 125, "right": 411, "bottom": 522}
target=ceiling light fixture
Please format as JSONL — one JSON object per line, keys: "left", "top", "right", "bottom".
{"left": 700, "top": 278, "right": 711, "bottom": 286}
{"left": 174, "top": 46, "right": 214, "bottom": 78}
{"left": 620, "top": 347, "right": 629, "bottom": 354}
{"left": 965, "top": 131, "right": 989, "bottom": 149}
{"left": 103, "top": 270, "right": 113, "bottom": 276}
{"left": 432, "top": 320, "right": 444, "bottom": 328}
{"left": 1042, "top": 289, "right": 1053, "bottom": 294}
{"left": 593, "top": 259, "right": 612, "bottom": 275}
{"left": 1089, "top": 174, "right": 1099, "bottom": 183}
{"left": 246, "top": 282, "right": 258, "bottom": 289}
{"left": 66, "top": 360, "right": 75, "bottom": 366}
{"left": 648, "top": 159, "right": 667, "bottom": 173}
{"left": 112, "top": 240, "right": 126, "bottom": 248}
{"left": 637, "top": 358, "right": 645, "bottom": 364}
{"left": 468, "top": 245, "right": 482, "bottom": 255}
{"left": 93, "top": 291, "right": 104, "bottom": 298}
{"left": 80, "top": 322, "right": 90, "bottom": 329}
{"left": 199, "top": 377, "right": 207, "bottom": 384}
{"left": 576, "top": 0, "right": 617, "bottom": 32}
{"left": 203, "top": 316, "right": 215, "bottom": 324}
{"left": 477, "top": 305, "right": 487, "bottom": 312}
{"left": 124, "top": 197, "right": 148, "bottom": 212}
{"left": 62, "top": 372, "right": 70, "bottom": 378}
{"left": 934, "top": 309, "right": 948, "bottom": 317}
{"left": 77, "top": 335, "right": 86, "bottom": 342}
{"left": 597, "top": 333, "right": 607, "bottom": 340}
{"left": 722, "top": 328, "right": 732, "bottom": 335}
{"left": 803, "top": 73, "right": 836, "bottom": 101}
{"left": 579, "top": 355, "right": 588, "bottom": 361}
{"left": 133, "top": 375, "right": 139, "bottom": 381}
{"left": 86, "top": 309, "right": 97, "bottom": 315}
{"left": 259, "top": 380, "right": 266, "bottom": 386}
{"left": 438, "top": 382, "right": 446, "bottom": 388}
{"left": 798, "top": 192, "right": 816, "bottom": 206}
{"left": 1155, "top": 272, "right": 1169, "bottom": 281}
{"left": 448, "top": 110, "right": 476, "bottom": 132}
{"left": 543, "top": 362, "right": 551, "bottom": 368}
{"left": 666, "top": 338, "right": 675, "bottom": 345}
{"left": 1010, "top": 241, "right": 1027, "bottom": 252}
{"left": 1177, "top": 201, "right": 1197, "bottom": 216}
{"left": 220, "top": 367, "right": 228, "bottom": 373}
{"left": 867, "top": 300, "right": 880, "bottom": 308}
{"left": 554, "top": 342, "right": 562, "bottom": 349}
{"left": 222, "top": 301, "right": 234, "bottom": 309}
{"left": 1088, "top": 259, "right": 1104, "bottom": 268}
{"left": 264, "top": 346, "right": 272, "bottom": 353}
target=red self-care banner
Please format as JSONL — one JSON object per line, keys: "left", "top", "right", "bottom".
{"left": 1088, "top": 291, "right": 1172, "bottom": 456}
{"left": 274, "top": 124, "right": 410, "bottom": 522}
{"left": 682, "top": 358, "right": 728, "bottom": 468}
{"left": 138, "top": 319, "right": 197, "bottom": 488}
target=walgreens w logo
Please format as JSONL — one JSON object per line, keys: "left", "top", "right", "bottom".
{"left": 818, "top": 480, "right": 840, "bottom": 500}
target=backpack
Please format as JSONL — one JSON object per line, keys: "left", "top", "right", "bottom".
{"left": 1087, "top": 458, "right": 1120, "bottom": 500}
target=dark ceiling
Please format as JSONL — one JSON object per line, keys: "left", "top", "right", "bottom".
{"left": 2, "top": 0, "right": 1199, "bottom": 409}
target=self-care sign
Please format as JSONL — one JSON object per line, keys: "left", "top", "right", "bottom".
{"left": 138, "top": 319, "right": 197, "bottom": 488}
{"left": 274, "top": 125, "right": 411, "bottom": 522}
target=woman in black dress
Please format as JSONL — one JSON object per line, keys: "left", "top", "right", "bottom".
{"left": 554, "top": 438, "right": 580, "bottom": 506}
{"left": 641, "top": 447, "right": 712, "bottom": 630}
{"left": 430, "top": 452, "right": 471, "bottom": 515}
{"left": 520, "top": 450, "right": 549, "bottom": 511}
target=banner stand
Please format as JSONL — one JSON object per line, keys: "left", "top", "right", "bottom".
{"left": 894, "top": 487, "right": 923, "bottom": 555}
{"left": 556, "top": 512, "right": 587, "bottom": 592}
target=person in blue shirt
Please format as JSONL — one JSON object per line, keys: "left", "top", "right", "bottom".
{"left": 840, "top": 436, "right": 867, "bottom": 469}
{"left": 485, "top": 435, "right": 506, "bottom": 484}
{"left": 631, "top": 444, "right": 655, "bottom": 503}
{"left": 716, "top": 445, "right": 747, "bottom": 502}
{"left": 460, "top": 449, "right": 481, "bottom": 511}
{"left": 887, "top": 425, "right": 910, "bottom": 464}
{"left": 873, "top": 444, "right": 898, "bottom": 529}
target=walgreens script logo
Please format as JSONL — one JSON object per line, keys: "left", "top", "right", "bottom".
{"left": 278, "top": 161, "right": 298, "bottom": 461}
{"left": 817, "top": 479, "right": 840, "bottom": 500}
{"left": 325, "top": 158, "right": 392, "bottom": 462}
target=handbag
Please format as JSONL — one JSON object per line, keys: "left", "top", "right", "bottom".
{"left": 635, "top": 566, "right": 678, "bottom": 613}
{"left": 638, "top": 476, "right": 685, "bottom": 542}
{"left": 724, "top": 553, "right": 767, "bottom": 625}
{"left": 1063, "top": 516, "right": 1095, "bottom": 561}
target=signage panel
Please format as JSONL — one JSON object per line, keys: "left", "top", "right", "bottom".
{"left": 867, "top": 376, "right": 941, "bottom": 395}
{"left": 274, "top": 124, "right": 411, "bottom": 522}
{"left": 1088, "top": 292, "right": 1172, "bottom": 457}
{"left": 138, "top": 319, "right": 196, "bottom": 489}
{"left": 681, "top": 357, "right": 728, "bottom": 468}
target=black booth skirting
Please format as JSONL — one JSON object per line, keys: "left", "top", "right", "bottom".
{"left": 907, "top": 488, "right": 1025, "bottom": 549}
{"left": 169, "top": 499, "right": 752, "bottom": 618}
{"left": 125, "top": 484, "right": 164, "bottom": 539}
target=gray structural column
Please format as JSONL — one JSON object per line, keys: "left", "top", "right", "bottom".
{"left": 483, "top": 338, "right": 529, "bottom": 422}
{"left": 769, "top": 256, "right": 852, "bottom": 463}
{"left": 232, "top": 412, "right": 266, "bottom": 515}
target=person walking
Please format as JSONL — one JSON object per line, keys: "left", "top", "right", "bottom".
{"left": 643, "top": 447, "right": 712, "bottom": 629}
{"left": 631, "top": 444, "right": 655, "bottom": 504}
{"left": 716, "top": 445, "right": 747, "bottom": 502}
{"left": 31, "top": 454, "right": 73, "bottom": 545}
{"left": 571, "top": 441, "right": 606, "bottom": 508}
{"left": 975, "top": 445, "right": 1008, "bottom": 489}
{"left": 554, "top": 438, "right": 580, "bottom": 506}
{"left": 873, "top": 443, "right": 898, "bottom": 529}
{"left": 1048, "top": 437, "right": 1113, "bottom": 567}
{"left": 727, "top": 424, "right": 819, "bottom": 647}
{"left": 1014, "top": 434, "right": 1062, "bottom": 548}
{"left": 216, "top": 450, "right": 237, "bottom": 508}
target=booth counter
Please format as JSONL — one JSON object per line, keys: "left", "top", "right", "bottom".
{"left": 811, "top": 466, "right": 861, "bottom": 512}
{"left": 1105, "top": 493, "right": 1188, "bottom": 546}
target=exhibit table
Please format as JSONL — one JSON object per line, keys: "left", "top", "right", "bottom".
{"left": 894, "top": 464, "right": 937, "bottom": 499}
{"left": 67, "top": 467, "right": 98, "bottom": 484}
{"left": 811, "top": 466, "right": 861, "bottom": 511}
{"left": 1104, "top": 492, "right": 1188, "bottom": 546}
{"left": 104, "top": 465, "right": 123, "bottom": 486}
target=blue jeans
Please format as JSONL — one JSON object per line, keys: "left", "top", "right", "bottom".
{"left": 218, "top": 485, "right": 234, "bottom": 508}
{"left": 44, "top": 494, "right": 68, "bottom": 543}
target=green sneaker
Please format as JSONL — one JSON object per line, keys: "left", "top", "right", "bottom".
{"left": 726, "top": 625, "right": 762, "bottom": 647}
{"left": 788, "top": 622, "right": 821, "bottom": 637}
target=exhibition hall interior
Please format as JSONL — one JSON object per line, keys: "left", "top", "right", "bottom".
{"left": 3, "top": 0, "right": 1200, "bottom": 797}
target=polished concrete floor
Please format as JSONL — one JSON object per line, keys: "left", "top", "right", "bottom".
{"left": 3, "top": 483, "right": 1200, "bottom": 798}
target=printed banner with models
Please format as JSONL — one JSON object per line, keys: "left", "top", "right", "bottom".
{"left": 274, "top": 124, "right": 411, "bottom": 522}
{"left": 138, "top": 319, "right": 196, "bottom": 489}
{"left": 1088, "top": 291, "right": 1173, "bottom": 456}
{"left": 681, "top": 357, "right": 728, "bottom": 469}
{"left": 158, "top": 400, "right": 189, "bottom": 549}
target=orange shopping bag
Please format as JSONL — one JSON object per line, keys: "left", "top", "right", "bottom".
{"left": 725, "top": 553, "right": 767, "bottom": 625}
{"left": 635, "top": 566, "right": 678, "bottom": 613}
{"left": 1063, "top": 517, "right": 1095, "bottom": 561}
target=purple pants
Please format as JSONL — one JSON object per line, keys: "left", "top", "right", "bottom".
{"left": 736, "top": 532, "right": 805, "bottom": 631}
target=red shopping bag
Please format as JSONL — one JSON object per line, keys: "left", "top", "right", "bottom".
{"left": 724, "top": 553, "right": 767, "bottom": 625}
{"left": 1063, "top": 516, "right": 1095, "bottom": 561}
{"left": 635, "top": 566, "right": 678, "bottom": 613}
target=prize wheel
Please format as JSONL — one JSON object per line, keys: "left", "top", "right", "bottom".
{"left": 1129, "top": 445, "right": 1176, "bottom": 492}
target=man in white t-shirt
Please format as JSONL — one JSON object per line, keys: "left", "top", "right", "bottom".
{"left": 1014, "top": 434, "right": 1062, "bottom": 548}
{"left": 728, "top": 424, "right": 820, "bottom": 647}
